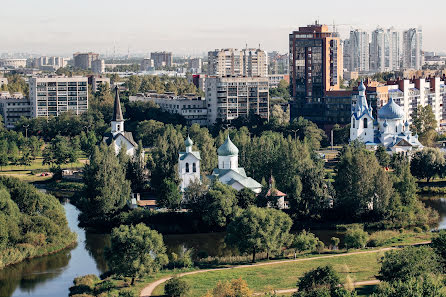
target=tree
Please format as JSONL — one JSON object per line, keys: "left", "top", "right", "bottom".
{"left": 236, "top": 188, "right": 256, "bottom": 209}
{"left": 293, "top": 265, "right": 357, "bottom": 297}
{"left": 371, "top": 275, "right": 446, "bottom": 297}
{"left": 334, "top": 143, "right": 394, "bottom": 220}
{"left": 410, "top": 105, "right": 437, "bottom": 146}
{"left": 82, "top": 144, "right": 131, "bottom": 220}
{"left": 375, "top": 145, "right": 390, "bottom": 167}
{"left": 42, "top": 135, "right": 76, "bottom": 168}
{"left": 344, "top": 227, "right": 369, "bottom": 249}
{"left": 126, "top": 141, "right": 148, "bottom": 193}
{"left": 188, "top": 124, "right": 218, "bottom": 173}
{"left": 378, "top": 246, "right": 441, "bottom": 282}
{"left": 164, "top": 276, "right": 190, "bottom": 297}
{"left": 330, "top": 237, "right": 340, "bottom": 250}
{"left": 136, "top": 120, "right": 165, "bottom": 147}
{"left": 80, "top": 130, "right": 98, "bottom": 156}
{"left": 410, "top": 148, "right": 444, "bottom": 182}
{"left": 431, "top": 230, "right": 446, "bottom": 267}
{"left": 158, "top": 178, "right": 182, "bottom": 210}
{"left": 202, "top": 181, "right": 238, "bottom": 228}
{"left": 291, "top": 230, "right": 319, "bottom": 256}
{"left": 182, "top": 178, "right": 208, "bottom": 212}
{"left": 226, "top": 206, "right": 292, "bottom": 262}
{"left": 105, "top": 223, "right": 168, "bottom": 285}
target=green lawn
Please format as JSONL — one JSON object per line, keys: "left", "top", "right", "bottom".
{"left": 152, "top": 252, "right": 384, "bottom": 296}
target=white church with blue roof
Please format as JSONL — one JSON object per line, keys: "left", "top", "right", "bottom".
{"left": 350, "top": 81, "right": 423, "bottom": 154}
{"left": 178, "top": 135, "right": 262, "bottom": 193}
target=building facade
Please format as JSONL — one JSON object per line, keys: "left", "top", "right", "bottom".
{"left": 29, "top": 76, "right": 88, "bottom": 118}
{"left": 129, "top": 93, "right": 208, "bottom": 126}
{"left": 150, "top": 52, "right": 173, "bottom": 69}
{"left": 0, "top": 92, "right": 31, "bottom": 129}
{"left": 289, "top": 23, "right": 342, "bottom": 126}
{"left": 208, "top": 48, "right": 268, "bottom": 77}
{"left": 140, "top": 58, "right": 154, "bottom": 71}
{"left": 178, "top": 136, "right": 201, "bottom": 192}
{"left": 403, "top": 28, "right": 423, "bottom": 70}
{"left": 73, "top": 52, "right": 99, "bottom": 69}
{"left": 88, "top": 75, "right": 110, "bottom": 92}
{"left": 345, "top": 29, "right": 370, "bottom": 72}
{"left": 205, "top": 76, "right": 269, "bottom": 125}
{"left": 0, "top": 59, "right": 27, "bottom": 69}
{"left": 91, "top": 59, "right": 105, "bottom": 74}
{"left": 30, "top": 56, "right": 66, "bottom": 71}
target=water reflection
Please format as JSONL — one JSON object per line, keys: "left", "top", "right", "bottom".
{"left": 421, "top": 197, "right": 446, "bottom": 229}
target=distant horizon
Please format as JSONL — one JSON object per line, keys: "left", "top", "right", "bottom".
{"left": 1, "top": 0, "right": 445, "bottom": 56}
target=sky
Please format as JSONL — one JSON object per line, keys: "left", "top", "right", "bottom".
{"left": 1, "top": 0, "right": 445, "bottom": 56}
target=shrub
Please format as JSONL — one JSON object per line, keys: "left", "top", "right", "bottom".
{"left": 73, "top": 274, "right": 100, "bottom": 287}
{"left": 432, "top": 230, "right": 446, "bottom": 265}
{"left": 378, "top": 246, "right": 442, "bottom": 282}
{"left": 330, "top": 237, "right": 340, "bottom": 249}
{"left": 165, "top": 276, "right": 190, "bottom": 297}
{"left": 118, "top": 290, "right": 136, "bottom": 297}
{"left": 344, "top": 227, "right": 369, "bottom": 249}
{"left": 94, "top": 280, "right": 114, "bottom": 294}
{"left": 413, "top": 227, "right": 422, "bottom": 233}
{"left": 367, "top": 230, "right": 399, "bottom": 247}
{"left": 316, "top": 240, "right": 325, "bottom": 254}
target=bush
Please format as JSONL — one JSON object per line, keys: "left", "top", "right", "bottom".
{"left": 164, "top": 276, "right": 190, "bottom": 297}
{"left": 432, "top": 230, "right": 446, "bottom": 265}
{"left": 118, "top": 290, "right": 136, "bottom": 297}
{"left": 413, "top": 227, "right": 422, "bottom": 233}
{"left": 367, "top": 230, "right": 400, "bottom": 247}
{"left": 73, "top": 274, "right": 100, "bottom": 287}
{"left": 330, "top": 237, "right": 340, "bottom": 249}
{"left": 344, "top": 227, "right": 369, "bottom": 249}
{"left": 378, "top": 246, "right": 442, "bottom": 282}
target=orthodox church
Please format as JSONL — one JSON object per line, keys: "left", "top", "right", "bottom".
{"left": 350, "top": 81, "right": 423, "bottom": 153}
{"left": 178, "top": 135, "right": 262, "bottom": 193}
{"left": 103, "top": 87, "right": 139, "bottom": 157}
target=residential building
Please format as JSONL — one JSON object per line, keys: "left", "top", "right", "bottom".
{"left": 29, "top": 76, "right": 88, "bottom": 118}
{"left": 289, "top": 22, "right": 342, "bottom": 126}
{"left": 403, "top": 28, "right": 423, "bottom": 70}
{"left": 345, "top": 29, "right": 369, "bottom": 72}
{"left": 151, "top": 52, "right": 173, "bottom": 68}
{"left": 140, "top": 58, "right": 154, "bottom": 71}
{"left": 387, "top": 28, "right": 401, "bottom": 71}
{"left": 189, "top": 58, "right": 202, "bottom": 73}
{"left": 0, "top": 59, "right": 27, "bottom": 69}
{"left": 73, "top": 52, "right": 99, "bottom": 69}
{"left": 0, "top": 92, "right": 32, "bottom": 129}
{"left": 103, "top": 87, "right": 139, "bottom": 157}
{"left": 268, "top": 52, "right": 289, "bottom": 74}
{"left": 30, "top": 56, "right": 66, "bottom": 71}
{"left": 207, "top": 48, "right": 268, "bottom": 77}
{"left": 129, "top": 93, "right": 208, "bottom": 126}
{"left": 205, "top": 76, "right": 269, "bottom": 125}
{"left": 91, "top": 59, "right": 105, "bottom": 74}
{"left": 0, "top": 77, "right": 7, "bottom": 88}
{"left": 267, "top": 74, "right": 289, "bottom": 88}
{"left": 192, "top": 74, "right": 207, "bottom": 93}
{"left": 350, "top": 80, "right": 422, "bottom": 154}
{"left": 88, "top": 75, "right": 110, "bottom": 92}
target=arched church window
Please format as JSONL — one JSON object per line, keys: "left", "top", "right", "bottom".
{"left": 117, "top": 124, "right": 120, "bottom": 131}
{"left": 363, "top": 118, "right": 368, "bottom": 129}
{"left": 229, "top": 161, "right": 232, "bottom": 168}
{"left": 186, "top": 163, "right": 189, "bottom": 173}
{"left": 352, "top": 119, "right": 355, "bottom": 128}
{"left": 395, "top": 126, "right": 398, "bottom": 133}
{"left": 193, "top": 163, "right": 196, "bottom": 173}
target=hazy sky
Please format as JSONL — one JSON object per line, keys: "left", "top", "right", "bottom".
{"left": 1, "top": 0, "right": 445, "bottom": 56}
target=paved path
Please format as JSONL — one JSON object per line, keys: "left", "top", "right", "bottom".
{"left": 140, "top": 242, "right": 430, "bottom": 297}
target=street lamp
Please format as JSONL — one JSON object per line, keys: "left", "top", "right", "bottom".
{"left": 22, "top": 124, "right": 29, "bottom": 139}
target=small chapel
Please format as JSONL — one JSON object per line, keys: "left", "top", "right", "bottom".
{"left": 103, "top": 87, "right": 139, "bottom": 157}
{"left": 178, "top": 135, "right": 262, "bottom": 193}
{"left": 350, "top": 80, "right": 423, "bottom": 154}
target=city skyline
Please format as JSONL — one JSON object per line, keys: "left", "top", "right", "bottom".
{"left": 1, "top": 0, "right": 445, "bottom": 56}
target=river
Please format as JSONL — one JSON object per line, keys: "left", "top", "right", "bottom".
{"left": 1, "top": 198, "right": 446, "bottom": 297}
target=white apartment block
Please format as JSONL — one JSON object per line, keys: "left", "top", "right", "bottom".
{"left": 206, "top": 76, "right": 269, "bottom": 125}
{"left": 403, "top": 28, "right": 423, "bottom": 70}
{"left": 208, "top": 48, "right": 268, "bottom": 77}
{"left": 129, "top": 93, "right": 208, "bottom": 126}
{"left": 30, "top": 56, "right": 66, "bottom": 71}
{"left": 30, "top": 76, "right": 88, "bottom": 118}
{"left": 0, "top": 91, "right": 31, "bottom": 129}
{"left": 91, "top": 59, "right": 105, "bottom": 74}
{"left": 370, "top": 27, "right": 400, "bottom": 72}
{"left": 0, "top": 59, "right": 27, "bottom": 69}
{"left": 386, "top": 77, "right": 446, "bottom": 127}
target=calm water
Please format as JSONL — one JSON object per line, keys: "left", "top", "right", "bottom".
{"left": 1, "top": 199, "right": 446, "bottom": 297}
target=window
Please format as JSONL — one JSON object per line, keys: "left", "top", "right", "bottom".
{"left": 363, "top": 118, "right": 368, "bottom": 129}
{"left": 192, "top": 163, "right": 196, "bottom": 173}
{"left": 186, "top": 163, "right": 189, "bottom": 173}
{"left": 352, "top": 119, "right": 355, "bottom": 128}
{"left": 117, "top": 124, "right": 120, "bottom": 131}
{"left": 395, "top": 126, "right": 398, "bottom": 133}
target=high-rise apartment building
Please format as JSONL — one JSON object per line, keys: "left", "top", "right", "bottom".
{"left": 73, "top": 52, "right": 99, "bottom": 69}
{"left": 207, "top": 48, "right": 268, "bottom": 77}
{"left": 370, "top": 27, "right": 401, "bottom": 72}
{"left": 91, "top": 59, "right": 105, "bottom": 74}
{"left": 0, "top": 91, "right": 31, "bottom": 129}
{"left": 30, "top": 56, "right": 66, "bottom": 71}
{"left": 345, "top": 29, "right": 369, "bottom": 72}
{"left": 205, "top": 76, "right": 269, "bottom": 124}
{"left": 388, "top": 28, "right": 400, "bottom": 71}
{"left": 29, "top": 76, "right": 88, "bottom": 118}
{"left": 268, "top": 52, "right": 289, "bottom": 75}
{"left": 150, "top": 52, "right": 173, "bottom": 69}
{"left": 289, "top": 23, "right": 342, "bottom": 125}
{"left": 140, "top": 58, "right": 154, "bottom": 71}
{"left": 403, "top": 28, "right": 423, "bottom": 70}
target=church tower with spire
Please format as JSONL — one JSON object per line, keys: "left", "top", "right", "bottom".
{"left": 103, "top": 86, "right": 138, "bottom": 157}
{"left": 350, "top": 80, "right": 374, "bottom": 144}
{"left": 178, "top": 136, "right": 201, "bottom": 192}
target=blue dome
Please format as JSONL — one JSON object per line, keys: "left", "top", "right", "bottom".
{"left": 378, "top": 98, "right": 405, "bottom": 120}
{"left": 217, "top": 135, "right": 239, "bottom": 156}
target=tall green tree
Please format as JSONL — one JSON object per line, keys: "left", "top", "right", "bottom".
{"left": 158, "top": 178, "right": 182, "bottom": 210}
{"left": 82, "top": 144, "right": 131, "bottom": 219}
{"left": 202, "top": 181, "right": 238, "bottom": 228}
{"left": 105, "top": 223, "right": 168, "bottom": 285}
{"left": 410, "top": 148, "right": 444, "bottom": 182}
{"left": 226, "top": 206, "right": 292, "bottom": 262}
{"left": 410, "top": 105, "right": 437, "bottom": 146}
{"left": 188, "top": 124, "right": 217, "bottom": 173}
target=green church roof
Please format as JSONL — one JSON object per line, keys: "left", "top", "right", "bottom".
{"left": 217, "top": 135, "right": 239, "bottom": 156}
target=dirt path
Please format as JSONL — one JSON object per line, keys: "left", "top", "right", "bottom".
{"left": 140, "top": 242, "right": 430, "bottom": 297}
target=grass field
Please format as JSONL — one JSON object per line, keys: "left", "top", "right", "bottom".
{"left": 0, "top": 157, "right": 86, "bottom": 182}
{"left": 151, "top": 251, "right": 385, "bottom": 296}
